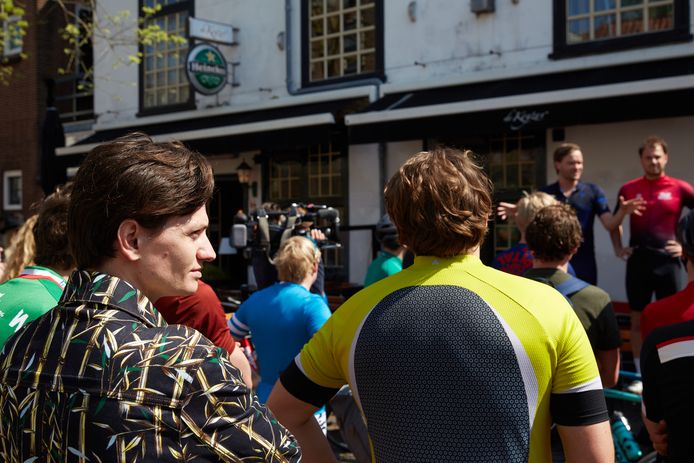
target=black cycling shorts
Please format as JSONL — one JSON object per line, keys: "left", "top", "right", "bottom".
{"left": 626, "top": 248, "right": 682, "bottom": 311}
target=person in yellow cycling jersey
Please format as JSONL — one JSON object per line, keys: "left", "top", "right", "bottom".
{"left": 268, "top": 147, "right": 613, "bottom": 463}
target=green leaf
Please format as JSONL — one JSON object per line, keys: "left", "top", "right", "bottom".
{"left": 94, "top": 397, "right": 107, "bottom": 415}
{"left": 117, "top": 290, "right": 136, "bottom": 303}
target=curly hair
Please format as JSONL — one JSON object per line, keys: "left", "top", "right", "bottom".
{"left": 525, "top": 204, "right": 582, "bottom": 262}
{"left": 1, "top": 215, "right": 38, "bottom": 282}
{"left": 34, "top": 182, "right": 74, "bottom": 271}
{"left": 385, "top": 147, "right": 492, "bottom": 257}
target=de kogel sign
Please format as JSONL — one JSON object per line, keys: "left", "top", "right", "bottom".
{"left": 186, "top": 43, "right": 228, "bottom": 95}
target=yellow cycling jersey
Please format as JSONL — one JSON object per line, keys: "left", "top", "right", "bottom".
{"left": 281, "top": 254, "right": 607, "bottom": 462}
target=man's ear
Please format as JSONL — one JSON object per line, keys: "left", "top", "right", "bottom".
{"left": 116, "top": 219, "right": 143, "bottom": 262}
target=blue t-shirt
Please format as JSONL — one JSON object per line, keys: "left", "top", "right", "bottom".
{"left": 229, "top": 282, "right": 332, "bottom": 402}
{"left": 540, "top": 181, "right": 610, "bottom": 284}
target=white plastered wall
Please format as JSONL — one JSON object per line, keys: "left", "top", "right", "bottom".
{"left": 546, "top": 115, "right": 694, "bottom": 302}
{"left": 347, "top": 140, "right": 422, "bottom": 284}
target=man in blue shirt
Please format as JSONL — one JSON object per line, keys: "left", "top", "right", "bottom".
{"left": 229, "top": 236, "right": 331, "bottom": 428}
{"left": 500, "top": 143, "right": 644, "bottom": 284}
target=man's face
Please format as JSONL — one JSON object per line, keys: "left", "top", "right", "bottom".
{"left": 555, "top": 149, "right": 583, "bottom": 182}
{"left": 640, "top": 143, "right": 668, "bottom": 179}
{"left": 137, "top": 205, "right": 215, "bottom": 301}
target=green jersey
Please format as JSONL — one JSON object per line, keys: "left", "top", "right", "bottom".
{"left": 364, "top": 251, "right": 403, "bottom": 287}
{"left": 0, "top": 266, "right": 65, "bottom": 347}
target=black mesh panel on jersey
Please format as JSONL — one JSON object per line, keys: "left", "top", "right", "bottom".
{"left": 353, "top": 285, "right": 530, "bottom": 463}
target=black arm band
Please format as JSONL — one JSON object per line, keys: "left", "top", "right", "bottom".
{"left": 279, "top": 360, "right": 340, "bottom": 408}
{"left": 550, "top": 390, "right": 609, "bottom": 426}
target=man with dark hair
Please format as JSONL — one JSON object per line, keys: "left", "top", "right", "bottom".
{"left": 525, "top": 204, "right": 622, "bottom": 388}
{"left": 498, "top": 143, "right": 643, "bottom": 284}
{"left": 609, "top": 135, "right": 694, "bottom": 383}
{"left": 0, "top": 183, "right": 74, "bottom": 347}
{"left": 0, "top": 133, "right": 300, "bottom": 462}
{"left": 268, "top": 147, "right": 612, "bottom": 462}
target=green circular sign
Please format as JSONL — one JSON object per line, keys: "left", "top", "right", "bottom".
{"left": 186, "top": 43, "right": 228, "bottom": 95}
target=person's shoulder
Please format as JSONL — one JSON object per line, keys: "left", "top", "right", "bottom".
{"left": 577, "top": 282, "right": 610, "bottom": 300}
{"left": 668, "top": 175, "right": 694, "bottom": 188}
{"left": 481, "top": 265, "right": 570, "bottom": 305}
{"left": 583, "top": 181, "right": 607, "bottom": 196}
{"left": 620, "top": 176, "right": 644, "bottom": 189}
{"left": 539, "top": 182, "right": 558, "bottom": 193}
{"left": 644, "top": 317, "right": 694, "bottom": 353}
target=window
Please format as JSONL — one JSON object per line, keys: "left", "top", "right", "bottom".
{"left": 552, "top": 0, "right": 691, "bottom": 58}
{"left": 266, "top": 144, "right": 346, "bottom": 279}
{"left": 303, "top": 0, "right": 383, "bottom": 86}
{"left": 55, "top": 4, "right": 94, "bottom": 122}
{"left": 1, "top": 14, "right": 23, "bottom": 58}
{"left": 269, "top": 144, "right": 344, "bottom": 203}
{"left": 486, "top": 133, "right": 543, "bottom": 254}
{"left": 3, "top": 170, "right": 22, "bottom": 211}
{"left": 308, "top": 144, "right": 343, "bottom": 198}
{"left": 140, "top": 0, "right": 193, "bottom": 113}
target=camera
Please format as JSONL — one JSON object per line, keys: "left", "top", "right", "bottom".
{"left": 231, "top": 203, "right": 341, "bottom": 260}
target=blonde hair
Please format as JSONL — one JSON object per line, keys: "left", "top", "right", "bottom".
{"left": 1, "top": 214, "right": 38, "bottom": 282}
{"left": 514, "top": 191, "right": 559, "bottom": 232}
{"left": 275, "top": 236, "right": 320, "bottom": 284}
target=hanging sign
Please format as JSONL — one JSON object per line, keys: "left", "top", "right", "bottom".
{"left": 189, "top": 17, "right": 237, "bottom": 45}
{"left": 186, "top": 43, "right": 228, "bottom": 95}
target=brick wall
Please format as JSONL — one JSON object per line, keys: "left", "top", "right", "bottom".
{"left": 0, "top": 1, "right": 71, "bottom": 223}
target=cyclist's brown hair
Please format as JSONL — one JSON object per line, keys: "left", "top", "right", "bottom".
{"left": 526, "top": 203, "right": 582, "bottom": 262}
{"left": 553, "top": 143, "right": 581, "bottom": 164}
{"left": 384, "top": 147, "right": 492, "bottom": 257}
{"left": 34, "top": 182, "right": 74, "bottom": 271}
{"left": 639, "top": 135, "right": 668, "bottom": 156}
{"left": 68, "top": 132, "right": 214, "bottom": 269}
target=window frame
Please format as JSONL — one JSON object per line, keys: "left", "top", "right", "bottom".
{"left": 54, "top": 4, "right": 94, "bottom": 123}
{"left": 1, "top": 14, "right": 23, "bottom": 59}
{"left": 262, "top": 143, "right": 349, "bottom": 280}
{"left": 301, "top": 0, "right": 385, "bottom": 88}
{"left": 3, "top": 170, "right": 22, "bottom": 211}
{"left": 551, "top": 0, "right": 692, "bottom": 59}
{"left": 137, "top": 0, "right": 195, "bottom": 117}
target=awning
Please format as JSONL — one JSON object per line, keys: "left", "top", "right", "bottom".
{"left": 58, "top": 96, "right": 368, "bottom": 156}
{"left": 346, "top": 56, "right": 694, "bottom": 142}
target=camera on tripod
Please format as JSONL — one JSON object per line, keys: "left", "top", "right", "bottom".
{"left": 231, "top": 203, "right": 341, "bottom": 262}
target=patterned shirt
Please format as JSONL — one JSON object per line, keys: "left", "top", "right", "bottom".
{"left": 0, "top": 271, "right": 301, "bottom": 463}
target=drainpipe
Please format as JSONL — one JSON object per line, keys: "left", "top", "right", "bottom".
{"left": 285, "top": 0, "right": 382, "bottom": 101}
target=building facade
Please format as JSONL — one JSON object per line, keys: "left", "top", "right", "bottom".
{"left": 0, "top": 0, "right": 93, "bottom": 231}
{"left": 61, "top": 0, "right": 694, "bottom": 301}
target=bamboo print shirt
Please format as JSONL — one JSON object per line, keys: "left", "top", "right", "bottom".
{"left": 0, "top": 270, "right": 301, "bottom": 463}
